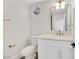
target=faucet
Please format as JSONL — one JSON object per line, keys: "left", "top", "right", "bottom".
{"left": 56, "top": 30, "right": 64, "bottom": 36}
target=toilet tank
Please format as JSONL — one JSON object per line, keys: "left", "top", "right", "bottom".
{"left": 30, "top": 35, "right": 38, "bottom": 52}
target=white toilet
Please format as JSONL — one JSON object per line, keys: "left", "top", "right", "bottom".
{"left": 20, "top": 45, "right": 36, "bottom": 59}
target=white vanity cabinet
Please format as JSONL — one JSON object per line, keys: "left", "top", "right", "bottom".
{"left": 38, "top": 39, "right": 74, "bottom": 59}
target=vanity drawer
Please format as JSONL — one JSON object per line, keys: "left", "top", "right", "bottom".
{"left": 39, "top": 39, "right": 74, "bottom": 48}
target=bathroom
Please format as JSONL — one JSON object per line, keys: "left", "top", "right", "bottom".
{"left": 3, "top": 0, "right": 75, "bottom": 59}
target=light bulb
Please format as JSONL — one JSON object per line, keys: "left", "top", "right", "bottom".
{"left": 61, "top": 1, "right": 65, "bottom": 9}
{"left": 56, "top": 2, "right": 60, "bottom": 9}
{"left": 61, "top": 1, "right": 65, "bottom": 6}
{"left": 61, "top": 5, "right": 65, "bottom": 9}
{"left": 56, "top": 6, "right": 59, "bottom": 9}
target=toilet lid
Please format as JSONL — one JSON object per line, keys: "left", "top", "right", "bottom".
{"left": 21, "top": 45, "right": 35, "bottom": 54}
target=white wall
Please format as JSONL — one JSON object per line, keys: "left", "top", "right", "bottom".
{"left": 29, "top": 1, "right": 51, "bottom": 35}
{"left": 3, "top": 0, "right": 30, "bottom": 57}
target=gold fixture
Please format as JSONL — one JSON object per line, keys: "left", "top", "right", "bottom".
{"left": 56, "top": 30, "right": 64, "bottom": 36}
{"left": 58, "top": 0, "right": 64, "bottom": 4}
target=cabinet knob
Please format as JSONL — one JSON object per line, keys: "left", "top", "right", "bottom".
{"left": 71, "top": 42, "right": 75, "bottom": 48}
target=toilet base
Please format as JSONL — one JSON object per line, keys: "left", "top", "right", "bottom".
{"left": 20, "top": 56, "right": 25, "bottom": 59}
{"left": 20, "top": 53, "right": 36, "bottom": 59}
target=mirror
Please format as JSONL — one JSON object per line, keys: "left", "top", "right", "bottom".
{"left": 50, "top": 4, "right": 71, "bottom": 32}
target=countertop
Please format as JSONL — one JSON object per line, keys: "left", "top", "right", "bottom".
{"left": 31, "top": 32, "right": 74, "bottom": 42}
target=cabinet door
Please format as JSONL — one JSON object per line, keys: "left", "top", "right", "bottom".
{"left": 46, "top": 46, "right": 73, "bottom": 59}
{"left": 46, "top": 46, "right": 59, "bottom": 59}
{"left": 38, "top": 44, "right": 48, "bottom": 59}
{"left": 38, "top": 40, "right": 48, "bottom": 59}
{"left": 61, "top": 47, "right": 73, "bottom": 59}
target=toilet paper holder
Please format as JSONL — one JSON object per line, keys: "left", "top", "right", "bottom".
{"left": 8, "top": 44, "right": 16, "bottom": 48}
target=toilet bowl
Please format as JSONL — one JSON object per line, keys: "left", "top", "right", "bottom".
{"left": 20, "top": 45, "right": 36, "bottom": 59}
